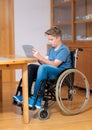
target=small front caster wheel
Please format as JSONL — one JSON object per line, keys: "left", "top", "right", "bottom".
{"left": 38, "top": 108, "right": 50, "bottom": 120}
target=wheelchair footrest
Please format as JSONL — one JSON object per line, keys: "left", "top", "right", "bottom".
{"left": 12, "top": 100, "right": 22, "bottom": 107}
{"left": 29, "top": 106, "right": 36, "bottom": 110}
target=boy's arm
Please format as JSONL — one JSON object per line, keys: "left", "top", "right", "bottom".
{"left": 32, "top": 49, "right": 62, "bottom": 67}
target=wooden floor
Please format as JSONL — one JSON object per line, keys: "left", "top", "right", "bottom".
{"left": 0, "top": 86, "right": 92, "bottom": 130}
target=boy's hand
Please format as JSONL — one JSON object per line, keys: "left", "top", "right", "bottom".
{"left": 32, "top": 48, "right": 41, "bottom": 59}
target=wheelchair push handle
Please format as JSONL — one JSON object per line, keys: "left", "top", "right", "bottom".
{"left": 78, "top": 48, "right": 83, "bottom": 51}
{"left": 74, "top": 48, "right": 83, "bottom": 57}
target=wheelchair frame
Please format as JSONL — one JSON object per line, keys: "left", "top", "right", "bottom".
{"left": 13, "top": 48, "right": 90, "bottom": 120}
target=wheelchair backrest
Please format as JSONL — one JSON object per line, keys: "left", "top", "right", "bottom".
{"left": 70, "top": 48, "right": 83, "bottom": 69}
{"left": 70, "top": 50, "right": 76, "bottom": 68}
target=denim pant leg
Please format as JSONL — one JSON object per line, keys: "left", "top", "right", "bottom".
{"left": 28, "top": 64, "right": 39, "bottom": 96}
{"left": 33, "top": 64, "right": 61, "bottom": 98}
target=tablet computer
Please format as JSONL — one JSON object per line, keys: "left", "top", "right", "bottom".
{"left": 22, "top": 45, "right": 34, "bottom": 58}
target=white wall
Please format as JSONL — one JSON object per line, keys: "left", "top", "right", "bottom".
{"left": 14, "top": 0, "right": 50, "bottom": 80}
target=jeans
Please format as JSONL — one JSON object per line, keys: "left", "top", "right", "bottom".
{"left": 28, "top": 64, "right": 39, "bottom": 96}
{"left": 28, "top": 64, "right": 62, "bottom": 98}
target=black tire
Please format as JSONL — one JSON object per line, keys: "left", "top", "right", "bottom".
{"left": 38, "top": 108, "right": 50, "bottom": 120}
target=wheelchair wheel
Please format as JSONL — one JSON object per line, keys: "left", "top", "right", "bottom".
{"left": 56, "top": 69, "right": 90, "bottom": 115}
{"left": 38, "top": 108, "right": 50, "bottom": 120}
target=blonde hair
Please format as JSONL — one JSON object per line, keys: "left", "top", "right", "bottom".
{"left": 45, "top": 26, "right": 62, "bottom": 37}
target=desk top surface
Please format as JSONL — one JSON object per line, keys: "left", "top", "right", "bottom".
{"left": 0, "top": 55, "right": 36, "bottom": 65}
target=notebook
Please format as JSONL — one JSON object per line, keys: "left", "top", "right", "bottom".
{"left": 22, "top": 45, "right": 34, "bottom": 58}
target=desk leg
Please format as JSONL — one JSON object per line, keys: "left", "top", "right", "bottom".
{"left": 22, "top": 64, "right": 29, "bottom": 123}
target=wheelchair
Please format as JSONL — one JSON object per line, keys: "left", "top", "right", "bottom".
{"left": 13, "top": 48, "right": 90, "bottom": 120}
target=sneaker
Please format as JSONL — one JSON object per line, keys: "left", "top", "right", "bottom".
{"left": 35, "top": 99, "right": 42, "bottom": 109}
{"left": 28, "top": 96, "right": 36, "bottom": 107}
{"left": 13, "top": 95, "right": 23, "bottom": 103}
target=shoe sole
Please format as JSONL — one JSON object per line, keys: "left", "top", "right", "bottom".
{"left": 35, "top": 105, "right": 41, "bottom": 109}
{"left": 13, "top": 96, "right": 22, "bottom": 104}
{"left": 28, "top": 104, "right": 41, "bottom": 109}
{"left": 28, "top": 104, "right": 33, "bottom": 108}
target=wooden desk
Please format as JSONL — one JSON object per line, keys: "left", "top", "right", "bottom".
{"left": 0, "top": 56, "right": 36, "bottom": 123}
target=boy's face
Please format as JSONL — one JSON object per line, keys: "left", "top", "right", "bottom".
{"left": 47, "top": 35, "right": 61, "bottom": 47}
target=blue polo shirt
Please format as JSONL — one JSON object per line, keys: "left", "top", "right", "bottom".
{"left": 47, "top": 44, "right": 72, "bottom": 71}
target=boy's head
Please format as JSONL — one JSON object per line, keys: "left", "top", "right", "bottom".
{"left": 45, "top": 26, "right": 62, "bottom": 37}
{"left": 45, "top": 26, "right": 62, "bottom": 47}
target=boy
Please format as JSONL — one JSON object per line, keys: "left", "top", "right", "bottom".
{"left": 13, "top": 26, "right": 72, "bottom": 108}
